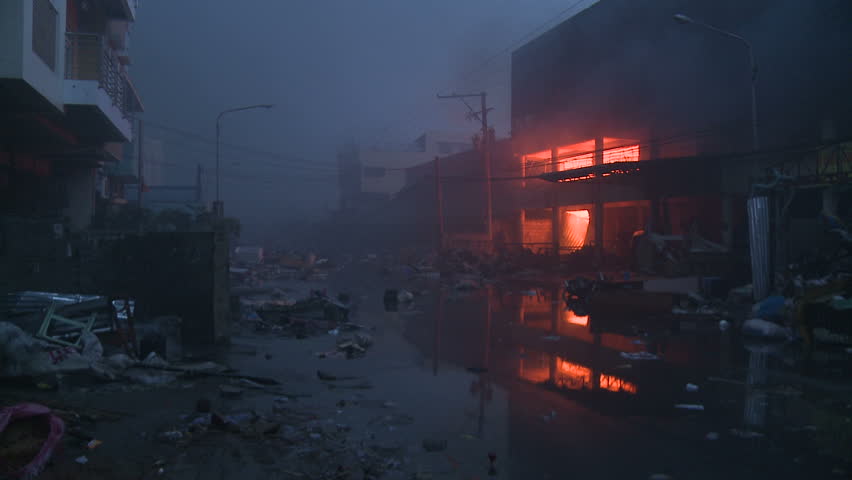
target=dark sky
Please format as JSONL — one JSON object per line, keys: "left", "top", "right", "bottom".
{"left": 130, "top": 0, "right": 596, "bottom": 240}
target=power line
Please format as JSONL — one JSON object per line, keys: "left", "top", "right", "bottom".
{"left": 140, "top": 119, "right": 338, "bottom": 169}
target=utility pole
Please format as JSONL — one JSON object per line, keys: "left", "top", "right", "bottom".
{"left": 433, "top": 156, "right": 445, "bottom": 250}
{"left": 137, "top": 119, "right": 144, "bottom": 207}
{"left": 196, "top": 163, "right": 203, "bottom": 202}
{"left": 436, "top": 92, "right": 493, "bottom": 248}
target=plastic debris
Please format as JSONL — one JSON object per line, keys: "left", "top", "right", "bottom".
{"left": 685, "top": 383, "right": 699, "bottom": 392}
{"left": 620, "top": 351, "right": 660, "bottom": 361}
{"left": 0, "top": 403, "right": 65, "bottom": 479}
{"left": 719, "top": 319, "right": 730, "bottom": 331}
{"left": 729, "top": 428, "right": 764, "bottom": 439}
{"left": 75, "top": 456, "right": 88, "bottom": 465}
{"left": 705, "top": 432, "right": 719, "bottom": 440}
{"left": 742, "top": 318, "right": 791, "bottom": 339}
{"left": 541, "top": 335, "right": 561, "bottom": 341}
{"left": 86, "top": 439, "right": 102, "bottom": 450}
{"left": 674, "top": 404, "right": 704, "bottom": 411}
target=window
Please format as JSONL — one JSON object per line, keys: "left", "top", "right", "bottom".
{"left": 32, "top": 0, "right": 58, "bottom": 71}
{"left": 363, "top": 166, "right": 386, "bottom": 178}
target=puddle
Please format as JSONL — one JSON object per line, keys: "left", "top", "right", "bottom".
{"left": 316, "top": 267, "right": 852, "bottom": 478}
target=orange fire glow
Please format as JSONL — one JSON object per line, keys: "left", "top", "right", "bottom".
{"left": 556, "top": 359, "right": 638, "bottom": 394}
{"left": 561, "top": 209, "right": 590, "bottom": 249}
{"left": 523, "top": 139, "right": 640, "bottom": 179}
{"left": 603, "top": 145, "right": 640, "bottom": 164}
{"left": 564, "top": 310, "right": 589, "bottom": 326}
{"left": 599, "top": 374, "right": 638, "bottom": 394}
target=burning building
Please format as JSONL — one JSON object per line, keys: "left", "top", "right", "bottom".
{"left": 507, "top": 0, "right": 852, "bottom": 269}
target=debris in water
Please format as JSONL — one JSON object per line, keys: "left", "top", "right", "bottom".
{"left": 620, "top": 351, "right": 660, "bottom": 361}
{"left": 685, "top": 383, "right": 699, "bottom": 392}
{"left": 674, "top": 404, "right": 704, "bottom": 411}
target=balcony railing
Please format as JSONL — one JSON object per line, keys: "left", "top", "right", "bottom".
{"left": 65, "top": 32, "right": 127, "bottom": 117}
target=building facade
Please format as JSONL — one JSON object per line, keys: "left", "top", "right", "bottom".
{"left": 0, "top": 0, "right": 143, "bottom": 229}
{"left": 506, "top": 0, "right": 852, "bottom": 270}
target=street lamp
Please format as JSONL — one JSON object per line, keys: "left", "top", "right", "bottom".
{"left": 673, "top": 13, "right": 759, "bottom": 151}
{"left": 215, "top": 104, "right": 274, "bottom": 214}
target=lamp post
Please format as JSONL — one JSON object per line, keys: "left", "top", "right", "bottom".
{"left": 673, "top": 14, "right": 759, "bottom": 151}
{"left": 214, "top": 104, "right": 274, "bottom": 216}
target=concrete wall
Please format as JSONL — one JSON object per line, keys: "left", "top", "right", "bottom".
{"left": 0, "top": 0, "right": 24, "bottom": 79}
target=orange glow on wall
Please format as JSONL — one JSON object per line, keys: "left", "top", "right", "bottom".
{"left": 603, "top": 145, "right": 640, "bottom": 164}
{"left": 561, "top": 209, "right": 590, "bottom": 249}
{"left": 523, "top": 139, "right": 640, "bottom": 178}
{"left": 522, "top": 150, "right": 551, "bottom": 177}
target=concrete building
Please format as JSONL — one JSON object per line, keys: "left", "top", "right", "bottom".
{"left": 504, "top": 0, "right": 852, "bottom": 272}
{"left": 0, "top": 0, "right": 143, "bottom": 230}
{"left": 337, "top": 131, "right": 471, "bottom": 212}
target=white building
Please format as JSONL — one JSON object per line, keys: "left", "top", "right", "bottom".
{"left": 338, "top": 131, "right": 471, "bottom": 210}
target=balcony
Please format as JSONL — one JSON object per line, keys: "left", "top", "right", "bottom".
{"left": 64, "top": 32, "right": 143, "bottom": 144}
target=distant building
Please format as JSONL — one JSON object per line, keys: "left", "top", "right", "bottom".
{"left": 337, "top": 131, "right": 471, "bottom": 212}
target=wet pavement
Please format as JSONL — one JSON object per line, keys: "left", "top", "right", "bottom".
{"left": 4, "top": 263, "right": 852, "bottom": 479}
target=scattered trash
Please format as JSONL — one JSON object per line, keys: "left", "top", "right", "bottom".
{"left": 685, "top": 383, "right": 699, "bottom": 392}
{"left": 328, "top": 329, "right": 340, "bottom": 336}
{"left": 397, "top": 290, "right": 415, "bottom": 303}
{"left": 620, "top": 351, "right": 660, "bottom": 361}
{"left": 674, "top": 404, "right": 704, "bottom": 411}
{"left": 742, "top": 318, "right": 791, "bottom": 340}
{"left": 541, "top": 335, "right": 561, "bottom": 341}
{"left": 75, "top": 455, "right": 88, "bottom": 465}
{"left": 752, "top": 295, "right": 786, "bottom": 320}
{"left": 422, "top": 438, "right": 448, "bottom": 452}
{"left": 729, "top": 428, "right": 764, "bottom": 439}
{"left": 705, "top": 432, "right": 719, "bottom": 440}
{"left": 86, "top": 439, "right": 102, "bottom": 450}
{"left": 719, "top": 319, "right": 730, "bottom": 331}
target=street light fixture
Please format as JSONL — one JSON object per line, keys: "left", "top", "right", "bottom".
{"left": 673, "top": 13, "right": 759, "bottom": 151}
{"left": 214, "top": 104, "right": 274, "bottom": 215}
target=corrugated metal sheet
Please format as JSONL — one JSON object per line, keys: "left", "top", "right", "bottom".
{"left": 747, "top": 196, "right": 770, "bottom": 301}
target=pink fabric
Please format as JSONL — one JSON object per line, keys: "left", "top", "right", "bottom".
{"left": 0, "top": 403, "right": 65, "bottom": 479}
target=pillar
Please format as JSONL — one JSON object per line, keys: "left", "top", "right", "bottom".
{"left": 594, "top": 137, "right": 605, "bottom": 263}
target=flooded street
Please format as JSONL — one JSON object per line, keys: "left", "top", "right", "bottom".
{"left": 300, "top": 263, "right": 852, "bottom": 479}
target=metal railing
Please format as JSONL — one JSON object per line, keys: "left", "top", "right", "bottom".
{"left": 65, "top": 32, "right": 127, "bottom": 117}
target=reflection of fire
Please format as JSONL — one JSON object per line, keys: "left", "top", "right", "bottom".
{"left": 557, "top": 359, "right": 592, "bottom": 389}
{"left": 599, "top": 374, "right": 638, "bottom": 394}
{"left": 556, "top": 359, "right": 637, "bottom": 394}
{"left": 563, "top": 309, "right": 589, "bottom": 326}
